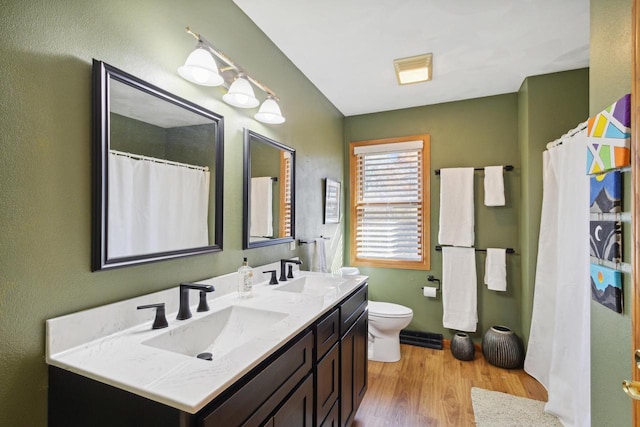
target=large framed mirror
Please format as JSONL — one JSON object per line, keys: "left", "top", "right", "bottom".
{"left": 243, "top": 129, "right": 295, "bottom": 249}
{"left": 92, "top": 60, "right": 224, "bottom": 271}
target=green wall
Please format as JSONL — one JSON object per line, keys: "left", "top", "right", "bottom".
{"left": 344, "top": 94, "right": 523, "bottom": 341}
{"left": 517, "top": 69, "right": 590, "bottom": 343}
{"left": 590, "top": 0, "right": 633, "bottom": 424}
{"left": 0, "top": 1, "right": 344, "bottom": 425}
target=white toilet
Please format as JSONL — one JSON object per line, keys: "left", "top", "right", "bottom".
{"left": 339, "top": 267, "right": 414, "bottom": 362}
{"left": 368, "top": 301, "right": 413, "bottom": 362}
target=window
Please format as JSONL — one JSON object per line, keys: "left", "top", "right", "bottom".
{"left": 349, "top": 134, "right": 430, "bottom": 270}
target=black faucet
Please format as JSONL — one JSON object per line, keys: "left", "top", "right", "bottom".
{"left": 177, "top": 283, "right": 215, "bottom": 320}
{"left": 279, "top": 259, "right": 303, "bottom": 282}
{"left": 263, "top": 270, "right": 279, "bottom": 285}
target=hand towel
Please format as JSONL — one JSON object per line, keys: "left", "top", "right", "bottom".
{"left": 484, "top": 248, "right": 507, "bottom": 291}
{"left": 484, "top": 166, "right": 505, "bottom": 206}
{"left": 312, "top": 238, "right": 328, "bottom": 272}
{"left": 438, "top": 168, "right": 475, "bottom": 247}
{"left": 250, "top": 177, "right": 273, "bottom": 237}
{"left": 442, "top": 247, "right": 478, "bottom": 332}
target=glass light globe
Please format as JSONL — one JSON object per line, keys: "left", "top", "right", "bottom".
{"left": 223, "top": 76, "right": 259, "bottom": 108}
{"left": 178, "top": 47, "right": 224, "bottom": 86}
{"left": 255, "top": 98, "right": 285, "bottom": 124}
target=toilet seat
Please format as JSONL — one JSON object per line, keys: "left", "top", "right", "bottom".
{"left": 369, "top": 301, "right": 413, "bottom": 318}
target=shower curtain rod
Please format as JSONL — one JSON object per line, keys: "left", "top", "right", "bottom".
{"left": 434, "top": 165, "right": 513, "bottom": 175}
{"left": 546, "top": 120, "right": 588, "bottom": 149}
{"left": 109, "top": 149, "right": 209, "bottom": 172}
{"left": 435, "top": 245, "right": 515, "bottom": 254}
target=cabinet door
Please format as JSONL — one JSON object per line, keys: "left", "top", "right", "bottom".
{"left": 317, "top": 342, "right": 340, "bottom": 425}
{"left": 271, "top": 375, "right": 314, "bottom": 427}
{"left": 340, "top": 310, "right": 368, "bottom": 427}
{"left": 353, "top": 311, "right": 368, "bottom": 410}
{"left": 319, "top": 400, "right": 339, "bottom": 427}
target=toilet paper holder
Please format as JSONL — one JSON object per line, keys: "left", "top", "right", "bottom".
{"left": 423, "top": 275, "right": 441, "bottom": 292}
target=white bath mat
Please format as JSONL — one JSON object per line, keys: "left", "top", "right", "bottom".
{"left": 471, "top": 387, "right": 563, "bottom": 426}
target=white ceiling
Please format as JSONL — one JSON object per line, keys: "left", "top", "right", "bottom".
{"left": 232, "top": 0, "right": 590, "bottom": 117}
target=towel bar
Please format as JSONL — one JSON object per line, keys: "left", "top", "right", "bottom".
{"left": 298, "top": 236, "right": 330, "bottom": 245}
{"left": 434, "top": 165, "right": 514, "bottom": 175}
{"left": 435, "top": 245, "right": 515, "bottom": 254}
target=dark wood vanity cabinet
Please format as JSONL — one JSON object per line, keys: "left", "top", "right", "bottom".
{"left": 48, "top": 283, "right": 368, "bottom": 427}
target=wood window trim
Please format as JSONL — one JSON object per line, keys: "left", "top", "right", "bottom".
{"left": 349, "top": 134, "right": 430, "bottom": 270}
{"left": 279, "top": 151, "right": 292, "bottom": 237}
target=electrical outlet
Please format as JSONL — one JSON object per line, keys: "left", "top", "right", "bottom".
{"left": 289, "top": 241, "right": 296, "bottom": 250}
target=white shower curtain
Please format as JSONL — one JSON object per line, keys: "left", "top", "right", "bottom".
{"left": 524, "top": 130, "right": 590, "bottom": 426}
{"left": 108, "top": 153, "right": 210, "bottom": 258}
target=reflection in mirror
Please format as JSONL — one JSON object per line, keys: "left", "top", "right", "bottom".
{"left": 243, "top": 129, "right": 295, "bottom": 249}
{"left": 92, "top": 60, "right": 224, "bottom": 270}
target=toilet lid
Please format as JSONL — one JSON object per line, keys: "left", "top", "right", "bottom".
{"left": 368, "top": 301, "right": 413, "bottom": 318}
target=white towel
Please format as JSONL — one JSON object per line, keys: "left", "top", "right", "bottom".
{"left": 438, "top": 168, "right": 475, "bottom": 247}
{"left": 442, "top": 247, "right": 478, "bottom": 332}
{"left": 312, "top": 238, "right": 328, "bottom": 272}
{"left": 484, "top": 248, "right": 507, "bottom": 291}
{"left": 250, "top": 177, "right": 273, "bottom": 237}
{"left": 484, "top": 166, "right": 505, "bottom": 206}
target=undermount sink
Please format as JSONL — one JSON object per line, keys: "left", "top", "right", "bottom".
{"left": 273, "top": 275, "right": 346, "bottom": 296}
{"left": 142, "top": 305, "right": 288, "bottom": 358}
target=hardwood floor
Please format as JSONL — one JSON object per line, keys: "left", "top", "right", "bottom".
{"left": 352, "top": 343, "right": 547, "bottom": 426}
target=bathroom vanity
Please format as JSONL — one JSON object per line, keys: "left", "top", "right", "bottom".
{"left": 47, "top": 267, "right": 368, "bottom": 427}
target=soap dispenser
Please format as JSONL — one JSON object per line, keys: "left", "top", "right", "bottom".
{"left": 238, "top": 257, "right": 254, "bottom": 298}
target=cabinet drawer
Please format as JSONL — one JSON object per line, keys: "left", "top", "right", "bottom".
{"left": 340, "top": 284, "right": 368, "bottom": 336}
{"left": 315, "top": 308, "right": 339, "bottom": 360}
{"left": 199, "top": 331, "right": 314, "bottom": 427}
{"left": 316, "top": 342, "right": 339, "bottom": 426}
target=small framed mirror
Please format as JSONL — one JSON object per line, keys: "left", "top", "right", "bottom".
{"left": 324, "top": 178, "right": 341, "bottom": 224}
{"left": 243, "top": 129, "right": 295, "bottom": 249}
{"left": 92, "top": 60, "right": 224, "bottom": 270}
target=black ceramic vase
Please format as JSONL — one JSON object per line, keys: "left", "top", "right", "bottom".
{"left": 450, "top": 332, "right": 475, "bottom": 361}
{"left": 482, "top": 325, "right": 524, "bottom": 369}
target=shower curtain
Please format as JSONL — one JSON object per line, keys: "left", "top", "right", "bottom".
{"left": 108, "top": 153, "right": 210, "bottom": 258}
{"left": 524, "top": 129, "right": 590, "bottom": 427}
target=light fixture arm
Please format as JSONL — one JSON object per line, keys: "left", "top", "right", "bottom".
{"left": 186, "top": 27, "right": 279, "bottom": 101}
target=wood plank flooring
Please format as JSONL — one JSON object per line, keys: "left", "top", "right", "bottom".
{"left": 352, "top": 343, "right": 547, "bottom": 426}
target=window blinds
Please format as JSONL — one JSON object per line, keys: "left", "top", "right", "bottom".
{"left": 354, "top": 142, "right": 424, "bottom": 262}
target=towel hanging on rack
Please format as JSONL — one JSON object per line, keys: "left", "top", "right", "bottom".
{"left": 442, "top": 247, "right": 478, "bottom": 332}
{"left": 484, "top": 166, "right": 505, "bottom": 206}
{"left": 438, "top": 168, "right": 475, "bottom": 247}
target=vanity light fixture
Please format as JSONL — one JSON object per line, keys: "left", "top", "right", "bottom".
{"left": 393, "top": 53, "right": 433, "bottom": 85}
{"left": 179, "top": 27, "right": 285, "bottom": 124}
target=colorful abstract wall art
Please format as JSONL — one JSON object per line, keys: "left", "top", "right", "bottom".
{"left": 590, "top": 264, "right": 623, "bottom": 313}
{"left": 589, "top": 220, "right": 621, "bottom": 262}
{"left": 589, "top": 171, "right": 622, "bottom": 213}
{"left": 586, "top": 93, "right": 631, "bottom": 174}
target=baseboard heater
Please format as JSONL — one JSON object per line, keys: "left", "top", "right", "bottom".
{"left": 399, "top": 329, "right": 443, "bottom": 350}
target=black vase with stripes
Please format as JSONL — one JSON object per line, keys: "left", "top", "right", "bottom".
{"left": 481, "top": 326, "right": 524, "bottom": 369}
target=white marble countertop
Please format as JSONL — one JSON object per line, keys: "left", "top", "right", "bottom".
{"left": 46, "top": 264, "right": 367, "bottom": 414}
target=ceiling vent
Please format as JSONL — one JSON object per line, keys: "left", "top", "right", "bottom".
{"left": 393, "top": 53, "right": 433, "bottom": 85}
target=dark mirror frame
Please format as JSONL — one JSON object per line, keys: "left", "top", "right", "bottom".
{"left": 243, "top": 129, "right": 295, "bottom": 249}
{"left": 92, "top": 60, "right": 224, "bottom": 271}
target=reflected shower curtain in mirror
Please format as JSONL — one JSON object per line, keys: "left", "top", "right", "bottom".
{"left": 108, "top": 152, "right": 210, "bottom": 258}
{"left": 524, "top": 130, "right": 590, "bottom": 427}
